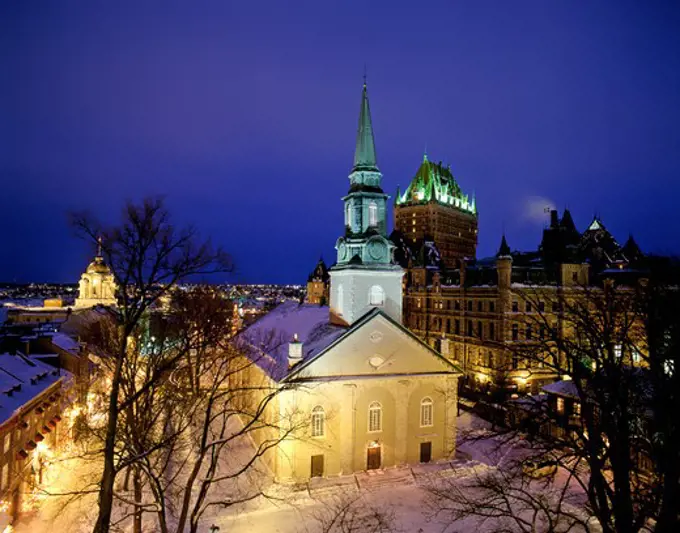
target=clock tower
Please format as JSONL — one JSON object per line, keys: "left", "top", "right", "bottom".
{"left": 330, "top": 81, "right": 404, "bottom": 325}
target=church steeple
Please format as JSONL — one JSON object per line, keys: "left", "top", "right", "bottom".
{"left": 352, "top": 81, "right": 378, "bottom": 172}
{"left": 330, "top": 80, "right": 404, "bottom": 326}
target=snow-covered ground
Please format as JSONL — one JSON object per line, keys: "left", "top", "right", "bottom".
{"left": 14, "top": 411, "right": 591, "bottom": 533}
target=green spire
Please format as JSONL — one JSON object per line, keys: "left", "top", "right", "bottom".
{"left": 353, "top": 81, "right": 378, "bottom": 172}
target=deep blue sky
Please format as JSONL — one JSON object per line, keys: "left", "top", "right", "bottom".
{"left": 2, "top": 1, "right": 679, "bottom": 284}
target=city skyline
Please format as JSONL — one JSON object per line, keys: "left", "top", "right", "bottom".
{"left": 2, "top": 1, "right": 680, "bottom": 284}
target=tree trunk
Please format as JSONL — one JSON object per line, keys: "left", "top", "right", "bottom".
{"left": 133, "top": 467, "right": 143, "bottom": 533}
{"left": 93, "top": 332, "right": 127, "bottom": 533}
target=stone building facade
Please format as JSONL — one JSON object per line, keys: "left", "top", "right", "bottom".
{"left": 235, "top": 82, "right": 460, "bottom": 482}
{"left": 403, "top": 210, "right": 648, "bottom": 394}
{"left": 0, "top": 354, "right": 70, "bottom": 527}
{"left": 75, "top": 242, "right": 116, "bottom": 308}
{"left": 305, "top": 258, "right": 329, "bottom": 305}
{"left": 393, "top": 154, "right": 477, "bottom": 267}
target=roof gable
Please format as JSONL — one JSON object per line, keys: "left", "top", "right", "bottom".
{"left": 282, "top": 309, "right": 460, "bottom": 382}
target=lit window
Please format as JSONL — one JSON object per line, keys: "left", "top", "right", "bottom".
{"left": 368, "top": 401, "right": 382, "bottom": 432}
{"left": 368, "top": 202, "right": 378, "bottom": 227}
{"left": 420, "top": 397, "right": 433, "bottom": 427}
{"left": 614, "top": 345, "right": 622, "bottom": 359}
{"left": 311, "top": 406, "right": 325, "bottom": 437}
{"left": 664, "top": 360, "right": 675, "bottom": 377}
{"left": 369, "top": 285, "right": 385, "bottom": 306}
{"left": 557, "top": 397, "right": 565, "bottom": 414}
{"left": 573, "top": 402, "right": 581, "bottom": 416}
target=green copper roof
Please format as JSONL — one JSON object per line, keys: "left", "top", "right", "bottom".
{"left": 352, "top": 83, "right": 378, "bottom": 172}
{"left": 395, "top": 156, "right": 476, "bottom": 214}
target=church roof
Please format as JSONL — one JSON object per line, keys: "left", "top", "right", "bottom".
{"left": 236, "top": 301, "right": 348, "bottom": 381}
{"left": 395, "top": 154, "right": 476, "bottom": 214}
{"left": 237, "top": 300, "right": 461, "bottom": 382}
{"left": 352, "top": 82, "right": 378, "bottom": 172}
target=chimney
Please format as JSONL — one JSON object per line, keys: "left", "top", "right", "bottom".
{"left": 440, "top": 334, "right": 450, "bottom": 358}
{"left": 288, "top": 333, "right": 303, "bottom": 368}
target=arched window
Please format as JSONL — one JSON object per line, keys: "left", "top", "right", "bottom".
{"left": 345, "top": 203, "right": 352, "bottom": 228}
{"left": 368, "top": 401, "right": 382, "bottom": 432}
{"left": 369, "top": 285, "right": 384, "bottom": 306}
{"left": 368, "top": 202, "right": 378, "bottom": 227}
{"left": 420, "top": 397, "right": 433, "bottom": 427}
{"left": 311, "top": 406, "right": 325, "bottom": 437}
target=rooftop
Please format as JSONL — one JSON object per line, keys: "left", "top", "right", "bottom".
{"left": 0, "top": 352, "right": 68, "bottom": 426}
{"left": 237, "top": 301, "right": 347, "bottom": 381}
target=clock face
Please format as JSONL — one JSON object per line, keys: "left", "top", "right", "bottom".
{"left": 367, "top": 239, "right": 387, "bottom": 261}
{"left": 338, "top": 242, "right": 348, "bottom": 261}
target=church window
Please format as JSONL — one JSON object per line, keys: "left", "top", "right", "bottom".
{"left": 526, "top": 325, "right": 532, "bottom": 340}
{"left": 368, "top": 202, "right": 378, "bottom": 227}
{"left": 489, "top": 322, "right": 495, "bottom": 340}
{"left": 311, "top": 406, "right": 325, "bottom": 437}
{"left": 455, "top": 319, "right": 460, "bottom": 335}
{"left": 368, "top": 402, "right": 382, "bottom": 432}
{"left": 512, "top": 324, "right": 519, "bottom": 341}
{"left": 512, "top": 301, "right": 519, "bottom": 312}
{"left": 369, "top": 285, "right": 385, "bottom": 306}
{"left": 420, "top": 397, "right": 433, "bottom": 427}
{"left": 345, "top": 203, "right": 352, "bottom": 227}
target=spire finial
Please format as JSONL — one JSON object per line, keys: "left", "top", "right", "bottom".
{"left": 363, "top": 64, "right": 367, "bottom": 88}
{"left": 96, "top": 235, "right": 103, "bottom": 257}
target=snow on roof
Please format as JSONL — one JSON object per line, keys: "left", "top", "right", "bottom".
{"left": 49, "top": 332, "right": 80, "bottom": 354}
{"left": 542, "top": 379, "right": 578, "bottom": 398}
{"left": 238, "top": 301, "right": 347, "bottom": 381}
{"left": 0, "top": 353, "right": 67, "bottom": 426}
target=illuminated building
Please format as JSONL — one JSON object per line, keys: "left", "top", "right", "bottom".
{"left": 74, "top": 240, "right": 116, "bottom": 308}
{"left": 305, "top": 258, "right": 329, "bottom": 305}
{"left": 0, "top": 353, "right": 69, "bottom": 527}
{"left": 393, "top": 154, "right": 478, "bottom": 269}
{"left": 235, "top": 81, "right": 461, "bottom": 482}
{"left": 403, "top": 210, "right": 649, "bottom": 394}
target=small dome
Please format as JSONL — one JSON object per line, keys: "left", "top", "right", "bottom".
{"left": 86, "top": 256, "right": 111, "bottom": 274}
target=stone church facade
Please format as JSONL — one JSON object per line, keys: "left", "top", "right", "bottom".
{"left": 237, "top": 82, "right": 461, "bottom": 482}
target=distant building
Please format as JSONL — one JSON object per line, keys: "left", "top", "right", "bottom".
{"left": 402, "top": 209, "right": 649, "bottom": 394}
{"left": 393, "top": 154, "right": 478, "bottom": 268}
{"left": 305, "top": 258, "right": 329, "bottom": 305}
{"left": 0, "top": 353, "right": 71, "bottom": 527}
{"left": 74, "top": 241, "right": 116, "bottom": 308}
{"left": 236, "top": 81, "right": 461, "bottom": 482}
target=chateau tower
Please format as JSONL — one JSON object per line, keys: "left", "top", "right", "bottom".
{"left": 394, "top": 154, "right": 478, "bottom": 267}
{"left": 75, "top": 239, "right": 117, "bottom": 308}
{"left": 330, "top": 81, "right": 404, "bottom": 325}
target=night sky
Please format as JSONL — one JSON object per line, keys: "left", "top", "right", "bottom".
{"left": 2, "top": 1, "right": 679, "bottom": 284}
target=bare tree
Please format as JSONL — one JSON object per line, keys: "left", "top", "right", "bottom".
{"left": 107, "top": 287, "right": 304, "bottom": 533}
{"left": 71, "top": 197, "right": 232, "bottom": 533}
{"left": 427, "top": 270, "right": 679, "bottom": 533}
